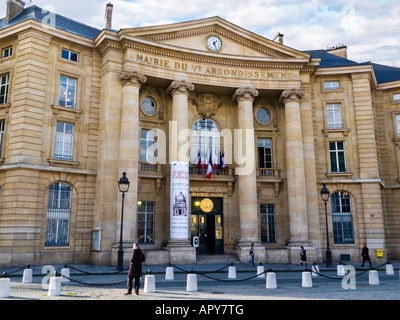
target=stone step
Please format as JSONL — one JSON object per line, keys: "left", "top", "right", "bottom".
{"left": 196, "top": 254, "right": 240, "bottom": 264}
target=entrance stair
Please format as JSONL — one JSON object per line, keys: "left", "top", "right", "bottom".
{"left": 196, "top": 254, "right": 240, "bottom": 264}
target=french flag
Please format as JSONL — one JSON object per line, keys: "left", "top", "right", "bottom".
{"left": 207, "top": 154, "right": 212, "bottom": 179}
{"left": 219, "top": 152, "right": 227, "bottom": 169}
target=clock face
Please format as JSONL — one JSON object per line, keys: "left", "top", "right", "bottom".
{"left": 207, "top": 36, "right": 222, "bottom": 51}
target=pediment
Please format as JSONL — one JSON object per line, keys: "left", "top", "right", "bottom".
{"left": 120, "top": 16, "right": 309, "bottom": 61}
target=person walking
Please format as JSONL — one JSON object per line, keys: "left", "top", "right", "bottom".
{"left": 300, "top": 246, "right": 307, "bottom": 268}
{"left": 248, "top": 242, "right": 256, "bottom": 266}
{"left": 361, "top": 244, "right": 372, "bottom": 267}
{"left": 125, "top": 243, "right": 145, "bottom": 295}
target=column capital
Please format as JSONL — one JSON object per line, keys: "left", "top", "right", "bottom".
{"left": 232, "top": 87, "right": 259, "bottom": 102}
{"left": 279, "top": 89, "right": 305, "bottom": 104}
{"left": 120, "top": 69, "right": 147, "bottom": 87}
{"left": 167, "top": 80, "right": 195, "bottom": 96}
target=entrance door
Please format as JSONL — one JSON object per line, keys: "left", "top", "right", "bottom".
{"left": 191, "top": 197, "right": 224, "bottom": 255}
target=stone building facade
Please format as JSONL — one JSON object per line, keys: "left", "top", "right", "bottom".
{"left": 1, "top": 1, "right": 400, "bottom": 267}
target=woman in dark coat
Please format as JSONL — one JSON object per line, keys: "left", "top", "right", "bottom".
{"left": 125, "top": 243, "right": 145, "bottom": 295}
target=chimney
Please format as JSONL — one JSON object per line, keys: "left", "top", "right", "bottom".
{"left": 6, "top": 0, "right": 25, "bottom": 23}
{"left": 326, "top": 44, "right": 348, "bottom": 59}
{"left": 105, "top": 2, "right": 114, "bottom": 29}
{"left": 273, "top": 32, "right": 284, "bottom": 45}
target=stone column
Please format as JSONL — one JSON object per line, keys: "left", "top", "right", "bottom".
{"left": 233, "top": 87, "right": 265, "bottom": 262}
{"left": 118, "top": 70, "right": 147, "bottom": 242}
{"left": 165, "top": 80, "right": 196, "bottom": 264}
{"left": 280, "top": 89, "right": 310, "bottom": 257}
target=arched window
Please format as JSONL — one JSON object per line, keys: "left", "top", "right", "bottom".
{"left": 192, "top": 118, "right": 220, "bottom": 165}
{"left": 45, "top": 182, "right": 72, "bottom": 247}
{"left": 331, "top": 191, "right": 354, "bottom": 244}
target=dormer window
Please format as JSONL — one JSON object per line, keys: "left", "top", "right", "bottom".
{"left": 61, "top": 49, "right": 79, "bottom": 62}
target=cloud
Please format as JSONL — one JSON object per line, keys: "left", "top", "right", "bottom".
{"left": 1, "top": 0, "right": 399, "bottom": 66}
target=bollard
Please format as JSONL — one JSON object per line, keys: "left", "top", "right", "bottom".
{"left": 302, "top": 272, "right": 313, "bottom": 288}
{"left": 369, "top": 270, "right": 380, "bottom": 285}
{"left": 266, "top": 272, "right": 277, "bottom": 289}
{"left": 337, "top": 264, "right": 345, "bottom": 276}
{"left": 144, "top": 274, "right": 156, "bottom": 293}
{"left": 61, "top": 268, "right": 70, "bottom": 283}
{"left": 385, "top": 264, "right": 394, "bottom": 275}
{"left": 22, "top": 268, "right": 33, "bottom": 283}
{"left": 165, "top": 266, "right": 174, "bottom": 280}
{"left": 186, "top": 273, "right": 198, "bottom": 292}
{"left": 228, "top": 266, "right": 236, "bottom": 279}
{"left": 257, "top": 265, "right": 265, "bottom": 278}
{"left": 312, "top": 264, "right": 320, "bottom": 277}
{"left": 48, "top": 277, "right": 61, "bottom": 296}
{"left": 0, "top": 278, "right": 10, "bottom": 298}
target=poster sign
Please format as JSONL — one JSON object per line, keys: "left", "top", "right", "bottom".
{"left": 170, "top": 161, "right": 190, "bottom": 240}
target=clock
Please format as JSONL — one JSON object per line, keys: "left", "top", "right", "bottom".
{"left": 206, "top": 36, "right": 222, "bottom": 51}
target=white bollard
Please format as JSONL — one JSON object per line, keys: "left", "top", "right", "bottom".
{"left": 228, "top": 266, "right": 236, "bottom": 279}
{"left": 369, "top": 270, "right": 380, "bottom": 285}
{"left": 48, "top": 277, "right": 61, "bottom": 296}
{"left": 186, "top": 274, "right": 198, "bottom": 292}
{"left": 257, "top": 265, "right": 265, "bottom": 278}
{"left": 0, "top": 278, "right": 10, "bottom": 298}
{"left": 61, "top": 268, "right": 70, "bottom": 283}
{"left": 144, "top": 274, "right": 156, "bottom": 293}
{"left": 312, "top": 265, "right": 320, "bottom": 277}
{"left": 337, "top": 264, "right": 345, "bottom": 276}
{"left": 22, "top": 268, "right": 33, "bottom": 283}
{"left": 386, "top": 264, "right": 394, "bottom": 275}
{"left": 165, "top": 266, "right": 174, "bottom": 280}
{"left": 266, "top": 272, "right": 277, "bottom": 289}
{"left": 302, "top": 272, "right": 313, "bottom": 288}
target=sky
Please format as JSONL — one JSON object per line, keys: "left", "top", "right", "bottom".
{"left": 1, "top": 0, "right": 399, "bottom": 66}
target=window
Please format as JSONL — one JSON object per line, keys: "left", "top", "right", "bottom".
{"left": 45, "top": 182, "right": 72, "bottom": 246}
{"left": 331, "top": 192, "right": 354, "bottom": 244}
{"left": 260, "top": 204, "right": 276, "bottom": 243}
{"left": 61, "top": 49, "right": 78, "bottom": 62}
{"left": 256, "top": 107, "right": 270, "bottom": 125}
{"left": 192, "top": 118, "right": 220, "bottom": 165}
{"left": 2, "top": 47, "right": 12, "bottom": 58}
{"left": 0, "top": 120, "right": 4, "bottom": 158}
{"left": 396, "top": 114, "right": 400, "bottom": 138}
{"left": 55, "top": 122, "right": 74, "bottom": 161}
{"left": 394, "top": 94, "right": 400, "bottom": 102}
{"left": 326, "top": 103, "right": 343, "bottom": 129}
{"left": 137, "top": 201, "right": 155, "bottom": 244}
{"left": 140, "top": 129, "right": 156, "bottom": 163}
{"left": 141, "top": 97, "right": 157, "bottom": 116}
{"left": 329, "top": 141, "right": 346, "bottom": 172}
{"left": 58, "top": 76, "right": 77, "bottom": 108}
{"left": 324, "top": 81, "right": 340, "bottom": 90}
{"left": 0, "top": 74, "right": 9, "bottom": 104}
{"left": 257, "top": 138, "right": 273, "bottom": 168}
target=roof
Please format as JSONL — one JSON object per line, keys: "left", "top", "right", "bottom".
{"left": 0, "top": 5, "right": 101, "bottom": 40}
{"left": 1, "top": 5, "right": 399, "bottom": 85}
{"left": 305, "top": 49, "right": 400, "bottom": 85}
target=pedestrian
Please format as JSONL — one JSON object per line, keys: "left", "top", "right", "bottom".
{"left": 361, "top": 244, "right": 372, "bottom": 267}
{"left": 300, "top": 246, "right": 307, "bottom": 268}
{"left": 248, "top": 242, "right": 255, "bottom": 266}
{"left": 125, "top": 243, "right": 145, "bottom": 295}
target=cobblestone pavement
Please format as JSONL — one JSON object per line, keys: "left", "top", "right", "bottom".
{"left": 1, "top": 261, "right": 399, "bottom": 301}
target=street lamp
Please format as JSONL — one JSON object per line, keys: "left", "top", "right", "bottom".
{"left": 117, "top": 172, "right": 130, "bottom": 271}
{"left": 320, "top": 184, "right": 332, "bottom": 267}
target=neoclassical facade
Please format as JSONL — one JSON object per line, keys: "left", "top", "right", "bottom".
{"left": 1, "top": 1, "right": 400, "bottom": 267}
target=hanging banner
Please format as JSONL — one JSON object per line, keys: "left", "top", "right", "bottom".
{"left": 170, "top": 161, "right": 190, "bottom": 240}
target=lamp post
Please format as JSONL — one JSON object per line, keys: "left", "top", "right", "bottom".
{"left": 320, "top": 184, "right": 332, "bottom": 267}
{"left": 117, "top": 172, "right": 130, "bottom": 271}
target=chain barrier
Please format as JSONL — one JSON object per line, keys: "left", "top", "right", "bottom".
{"left": 65, "top": 264, "right": 128, "bottom": 275}
{"left": 2, "top": 264, "right": 30, "bottom": 277}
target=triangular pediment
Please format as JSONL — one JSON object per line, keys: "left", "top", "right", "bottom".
{"left": 120, "top": 16, "right": 309, "bottom": 60}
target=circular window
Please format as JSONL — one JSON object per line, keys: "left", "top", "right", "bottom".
{"left": 141, "top": 97, "right": 157, "bottom": 116}
{"left": 256, "top": 107, "right": 270, "bottom": 125}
